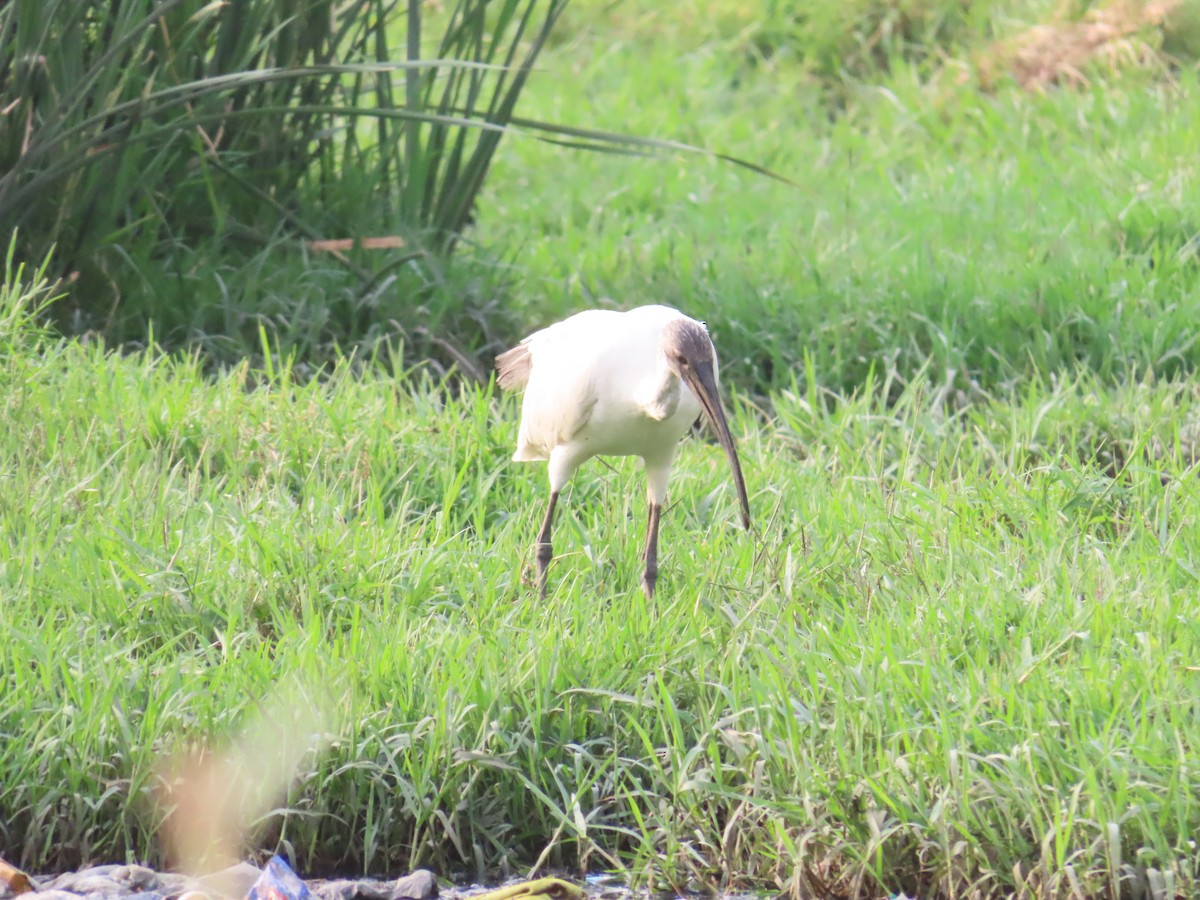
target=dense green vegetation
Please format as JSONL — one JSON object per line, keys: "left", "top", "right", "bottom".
{"left": 0, "top": 0, "right": 577, "bottom": 364}
{"left": 5, "top": 0, "right": 1199, "bottom": 396}
{"left": 3, "top": 1, "right": 1200, "bottom": 898}
{"left": 4, "top": 246, "right": 1200, "bottom": 897}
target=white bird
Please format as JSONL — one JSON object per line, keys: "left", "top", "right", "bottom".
{"left": 495, "top": 304, "right": 751, "bottom": 598}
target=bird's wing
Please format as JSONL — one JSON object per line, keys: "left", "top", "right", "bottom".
{"left": 498, "top": 310, "right": 624, "bottom": 391}
{"left": 497, "top": 309, "right": 619, "bottom": 391}
{"left": 508, "top": 310, "right": 624, "bottom": 459}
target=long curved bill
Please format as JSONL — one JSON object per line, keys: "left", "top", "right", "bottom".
{"left": 682, "top": 362, "right": 752, "bottom": 529}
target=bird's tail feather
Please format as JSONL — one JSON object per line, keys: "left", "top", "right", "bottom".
{"left": 495, "top": 344, "right": 532, "bottom": 391}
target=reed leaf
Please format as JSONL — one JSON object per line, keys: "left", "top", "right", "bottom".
{"left": 0, "top": 0, "right": 789, "bottom": 349}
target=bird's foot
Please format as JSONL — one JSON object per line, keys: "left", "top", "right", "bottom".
{"left": 535, "top": 541, "right": 553, "bottom": 598}
{"left": 640, "top": 565, "right": 657, "bottom": 599}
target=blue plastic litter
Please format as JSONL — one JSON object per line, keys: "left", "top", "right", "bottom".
{"left": 245, "top": 856, "right": 313, "bottom": 900}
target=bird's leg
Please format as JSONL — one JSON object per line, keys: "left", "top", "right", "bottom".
{"left": 640, "top": 502, "right": 662, "bottom": 599}
{"left": 535, "top": 490, "right": 559, "bottom": 599}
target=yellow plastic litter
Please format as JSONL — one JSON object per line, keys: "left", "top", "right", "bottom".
{"left": 471, "top": 878, "right": 585, "bottom": 900}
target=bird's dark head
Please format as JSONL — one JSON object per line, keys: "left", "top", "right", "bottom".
{"left": 659, "top": 317, "right": 751, "bottom": 530}
{"left": 661, "top": 318, "right": 715, "bottom": 378}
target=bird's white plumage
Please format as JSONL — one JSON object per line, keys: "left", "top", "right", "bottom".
{"left": 508, "top": 305, "right": 715, "bottom": 500}
{"left": 498, "top": 302, "right": 749, "bottom": 598}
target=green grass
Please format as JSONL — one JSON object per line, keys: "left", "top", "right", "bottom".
{"left": 3, "top": 253, "right": 1200, "bottom": 897}
{"left": 5, "top": 2, "right": 1200, "bottom": 897}
{"left": 471, "top": 2, "right": 1200, "bottom": 397}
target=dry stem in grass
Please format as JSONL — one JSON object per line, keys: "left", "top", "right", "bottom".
{"left": 972, "top": 0, "right": 1184, "bottom": 90}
